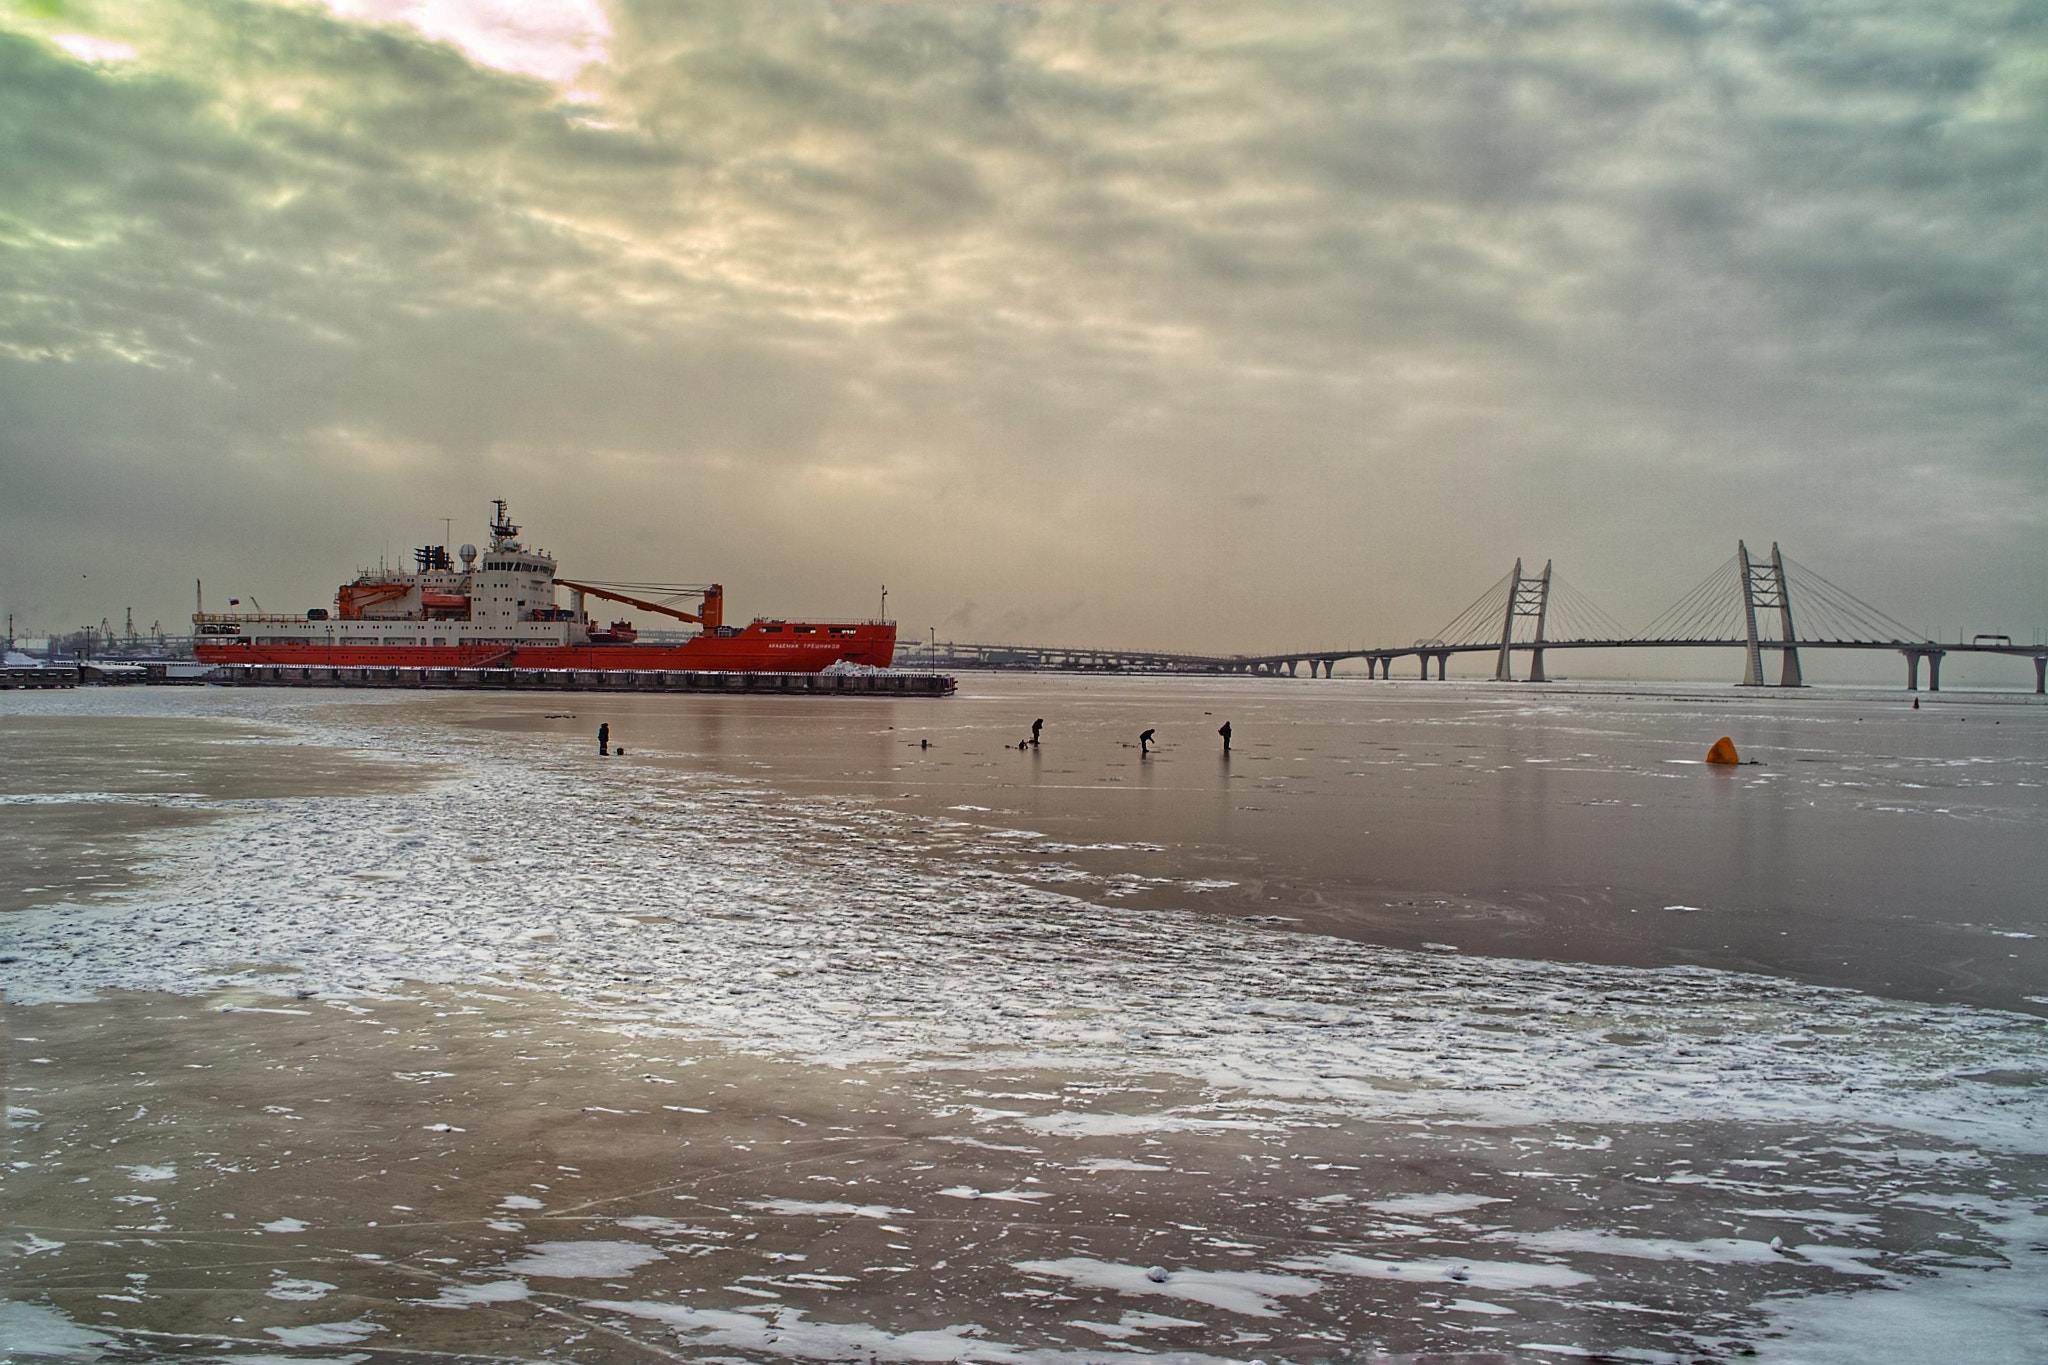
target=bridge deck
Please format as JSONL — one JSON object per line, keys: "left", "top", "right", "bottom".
{"left": 925, "top": 637, "right": 2047, "bottom": 691}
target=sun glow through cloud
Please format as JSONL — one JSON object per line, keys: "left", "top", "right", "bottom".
{"left": 315, "top": 0, "right": 609, "bottom": 82}
{"left": 50, "top": 33, "right": 139, "bottom": 63}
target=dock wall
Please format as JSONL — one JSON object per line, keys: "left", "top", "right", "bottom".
{"left": 2, "top": 665, "right": 80, "bottom": 689}
{"left": 206, "top": 664, "right": 956, "bottom": 695}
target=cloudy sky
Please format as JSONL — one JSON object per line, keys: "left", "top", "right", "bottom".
{"left": 2, "top": 0, "right": 2042, "bottom": 662}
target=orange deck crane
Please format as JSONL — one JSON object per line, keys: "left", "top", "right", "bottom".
{"left": 556, "top": 580, "right": 724, "bottom": 631}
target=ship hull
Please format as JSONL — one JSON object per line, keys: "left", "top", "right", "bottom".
{"left": 195, "top": 624, "right": 896, "bottom": 673}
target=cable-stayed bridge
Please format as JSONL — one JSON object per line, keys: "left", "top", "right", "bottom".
{"left": 926, "top": 542, "right": 2047, "bottom": 692}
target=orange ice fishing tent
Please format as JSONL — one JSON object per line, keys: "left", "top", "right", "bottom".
{"left": 1706, "top": 737, "right": 1740, "bottom": 764}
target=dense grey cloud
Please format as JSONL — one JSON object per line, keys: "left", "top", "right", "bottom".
{"left": 1, "top": 0, "right": 2042, "bottom": 669}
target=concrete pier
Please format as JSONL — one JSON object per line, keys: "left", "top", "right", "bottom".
{"left": 2, "top": 664, "right": 79, "bottom": 689}
{"left": 207, "top": 665, "right": 957, "bottom": 695}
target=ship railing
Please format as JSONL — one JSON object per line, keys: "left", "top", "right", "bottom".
{"left": 192, "top": 612, "right": 317, "bottom": 624}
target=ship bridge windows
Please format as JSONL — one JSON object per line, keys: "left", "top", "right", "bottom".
{"left": 831, "top": 627, "right": 857, "bottom": 637}
{"left": 761, "top": 626, "right": 784, "bottom": 634}
{"left": 794, "top": 626, "right": 816, "bottom": 635}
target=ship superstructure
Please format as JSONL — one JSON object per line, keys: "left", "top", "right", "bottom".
{"left": 193, "top": 500, "right": 894, "bottom": 672}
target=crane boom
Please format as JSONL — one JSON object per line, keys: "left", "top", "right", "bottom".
{"left": 337, "top": 580, "right": 413, "bottom": 619}
{"left": 557, "top": 579, "right": 723, "bottom": 629}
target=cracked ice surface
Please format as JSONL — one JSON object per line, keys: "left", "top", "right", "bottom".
{"left": 3, "top": 691, "right": 2045, "bottom": 1154}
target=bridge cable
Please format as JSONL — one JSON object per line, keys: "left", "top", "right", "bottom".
{"left": 1778, "top": 556, "right": 1928, "bottom": 643}
{"left": 1426, "top": 570, "right": 1516, "bottom": 648}
{"left": 1543, "top": 574, "right": 1628, "bottom": 643}
{"left": 1634, "top": 556, "right": 1742, "bottom": 642}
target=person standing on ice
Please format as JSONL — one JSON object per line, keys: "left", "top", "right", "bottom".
{"left": 1218, "top": 720, "right": 1231, "bottom": 754}
{"left": 1140, "top": 728, "right": 1156, "bottom": 756}
{"left": 598, "top": 722, "right": 610, "bottom": 756}
{"left": 1031, "top": 718, "right": 1044, "bottom": 747}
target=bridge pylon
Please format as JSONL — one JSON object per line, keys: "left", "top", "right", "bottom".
{"left": 1737, "top": 540, "right": 1803, "bottom": 687}
{"left": 1493, "top": 558, "right": 1553, "bottom": 682}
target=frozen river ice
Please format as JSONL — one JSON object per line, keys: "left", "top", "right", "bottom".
{"left": 2, "top": 679, "right": 2044, "bottom": 1362}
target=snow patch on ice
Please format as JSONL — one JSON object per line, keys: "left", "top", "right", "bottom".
{"left": 938, "top": 1186, "right": 1048, "bottom": 1204}
{"left": 1512, "top": 1230, "right": 1784, "bottom": 1265}
{"left": 1289, "top": 1252, "right": 1591, "bottom": 1291}
{"left": 264, "top": 1318, "right": 384, "bottom": 1347}
{"left": 750, "top": 1199, "right": 911, "bottom": 1219}
{"left": 0, "top": 1299, "right": 108, "bottom": 1359}
{"left": 502, "top": 1240, "right": 664, "bottom": 1278}
{"left": 1018, "top": 1111, "right": 1276, "bottom": 1138}
{"left": 591, "top": 1298, "right": 1243, "bottom": 1363}
{"left": 1014, "top": 1257, "right": 1322, "bottom": 1318}
{"left": 420, "top": 1279, "right": 531, "bottom": 1308}
{"left": 616, "top": 1215, "right": 701, "bottom": 1234}
{"left": 1755, "top": 1204, "right": 2048, "bottom": 1363}
{"left": 1075, "top": 1157, "right": 1172, "bottom": 1172}
{"left": 1363, "top": 1193, "right": 1506, "bottom": 1216}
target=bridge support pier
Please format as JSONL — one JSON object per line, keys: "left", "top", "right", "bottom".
{"left": 1904, "top": 648, "right": 1947, "bottom": 691}
{"left": 2037, "top": 655, "right": 2046, "bottom": 694}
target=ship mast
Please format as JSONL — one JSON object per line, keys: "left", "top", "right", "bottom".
{"left": 490, "top": 499, "right": 521, "bottom": 551}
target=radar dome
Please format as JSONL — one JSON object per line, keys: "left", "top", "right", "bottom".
{"left": 459, "top": 544, "right": 478, "bottom": 567}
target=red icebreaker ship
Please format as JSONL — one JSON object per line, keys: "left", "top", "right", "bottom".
{"left": 193, "top": 500, "right": 896, "bottom": 673}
